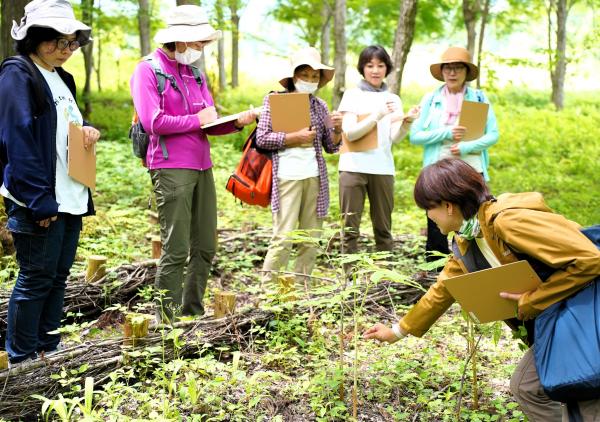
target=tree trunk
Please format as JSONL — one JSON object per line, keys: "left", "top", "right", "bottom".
{"left": 215, "top": 0, "right": 227, "bottom": 91}
{"left": 462, "top": 0, "right": 480, "bottom": 58}
{"left": 551, "top": 0, "right": 568, "bottom": 110}
{"left": 176, "top": 0, "right": 201, "bottom": 4}
{"left": 96, "top": 0, "right": 102, "bottom": 92}
{"left": 81, "top": 0, "right": 94, "bottom": 118}
{"left": 332, "top": 0, "right": 346, "bottom": 109}
{"left": 229, "top": 0, "right": 240, "bottom": 88}
{"left": 138, "top": 0, "right": 151, "bottom": 57}
{"left": 475, "top": 0, "right": 490, "bottom": 89}
{"left": 386, "top": 0, "right": 418, "bottom": 96}
{"left": 320, "top": 1, "right": 332, "bottom": 64}
{"left": 1, "top": 0, "right": 28, "bottom": 59}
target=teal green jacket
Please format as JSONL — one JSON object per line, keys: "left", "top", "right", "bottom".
{"left": 409, "top": 85, "right": 499, "bottom": 181}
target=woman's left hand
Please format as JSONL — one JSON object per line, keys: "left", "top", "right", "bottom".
{"left": 82, "top": 126, "right": 101, "bottom": 150}
{"left": 403, "top": 105, "right": 421, "bottom": 123}
{"left": 235, "top": 109, "right": 259, "bottom": 128}
{"left": 450, "top": 143, "right": 461, "bottom": 155}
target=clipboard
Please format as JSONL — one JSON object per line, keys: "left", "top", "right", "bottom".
{"left": 340, "top": 114, "right": 378, "bottom": 153}
{"left": 458, "top": 100, "right": 489, "bottom": 141}
{"left": 201, "top": 106, "right": 263, "bottom": 129}
{"left": 67, "top": 122, "right": 96, "bottom": 190}
{"left": 268, "top": 92, "right": 310, "bottom": 133}
{"left": 443, "top": 260, "right": 542, "bottom": 323}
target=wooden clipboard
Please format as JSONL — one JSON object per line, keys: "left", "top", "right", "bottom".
{"left": 340, "top": 114, "right": 378, "bottom": 153}
{"left": 268, "top": 92, "right": 310, "bottom": 133}
{"left": 443, "top": 260, "right": 542, "bottom": 323}
{"left": 458, "top": 100, "right": 489, "bottom": 141}
{"left": 67, "top": 123, "right": 96, "bottom": 190}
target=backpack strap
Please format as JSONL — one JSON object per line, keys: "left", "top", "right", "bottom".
{"left": 144, "top": 56, "right": 170, "bottom": 160}
{"left": 189, "top": 65, "right": 203, "bottom": 87}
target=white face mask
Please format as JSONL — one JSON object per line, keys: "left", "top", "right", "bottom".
{"left": 295, "top": 79, "right": 319, "bottom": 94}
{"left": 175, "top": 46, "right": 203, "bottom": 65}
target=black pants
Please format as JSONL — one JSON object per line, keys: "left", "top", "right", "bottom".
{"left": 425, "top": 215, "right": 450, "bottom": 261}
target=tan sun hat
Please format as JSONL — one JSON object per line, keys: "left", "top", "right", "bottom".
{"left": 11, "top": 0, "right": 92, "bottom": 45}
{"left": 154, "top": 5, "right": 221, "bottom": 45}
{"left": 278, "top": 47, "right": 335, "bottom": 89}
{"left": 430, "top": 46, "right": 478, "bottom": 82}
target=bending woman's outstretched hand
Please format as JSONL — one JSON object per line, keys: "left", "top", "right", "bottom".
{"left": 363, "top": 323, "right": 400, "bottom": 344}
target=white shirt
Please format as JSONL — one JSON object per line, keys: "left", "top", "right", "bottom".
{"left": 337, "top": 88, "right": 402, "bottom": 175}
{"left": 277, "top": 146, "right": 319, "bottom": 180}
{"left": 38, "top": 64, "right": 88, "bottom": 215}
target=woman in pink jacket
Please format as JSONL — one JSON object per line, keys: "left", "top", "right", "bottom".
{"left": 130, "top": 5, "right": 255, "bottom": 322}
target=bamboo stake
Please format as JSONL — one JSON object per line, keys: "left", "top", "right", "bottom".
{"left": 213, "top": 291, "right": 236, "bottom": 318}
{"left": 85, "top": 255, "right": 107, "bottom": 282}
{"left": 123, "top": 313, "right": 151, "bottom": 346}
{"left": 151, "top": 236, "right": 162, "bottom": 259}
{"left": 0, "top": 351, "right": 8, "bottom": 370}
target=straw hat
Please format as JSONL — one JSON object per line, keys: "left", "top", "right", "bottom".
{"left": 429, "top": 46, "right": 478, "bottom": 82}
{"left": 154, "top": 5, "right": 221, "bottom": 45}
{"left": 11, "top": 0, "right": 91, "bottom": 45}
{"left": 278, "top": 47, "right": 335, "bottom": 89}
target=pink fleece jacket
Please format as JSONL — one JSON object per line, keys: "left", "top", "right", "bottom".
{"left": 130, "top": 48, "right": 238, "bottom": 170}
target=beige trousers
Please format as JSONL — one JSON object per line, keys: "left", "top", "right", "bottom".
{"left": 510, "top": 348, "right": 600, "bottom": 421}
{"left": 262, "top": 177, "right": 323, "bottom": 283}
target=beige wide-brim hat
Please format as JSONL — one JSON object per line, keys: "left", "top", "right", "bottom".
{"left": 278, "top": 47, "right": 335, "bottom": 89}
{"left": 154, "top": 5, "right": 221, "bottom": 45}
{"left": 430, "top": 46, "right": 479, "bottom": 82}
{"left": 11, "top": 0, "right": 92, "bottom": 45}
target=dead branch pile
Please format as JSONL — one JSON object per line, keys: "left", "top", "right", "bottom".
{"left": 0, "top": 261, "right": 157, "bottom": 342}
{"left": 0, "top": 275, "right": 434, "bottom": 421}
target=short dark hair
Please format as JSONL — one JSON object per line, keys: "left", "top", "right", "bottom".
{"left": 15, "top": 27, "right": 62, "bottom": 55}
{"left": 15, "top": 27, "right": 90, "bottom": 55}
{"left": 357, "top": 45, "right": 393, "bottom": 77}
{"left": 413, "top": 158, "right": 492, "bottom": 219}
{"left": 163, "top": 42, "right": 176, "bottom": 52}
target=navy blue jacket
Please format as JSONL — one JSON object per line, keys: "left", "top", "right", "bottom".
{"left": 0, "top": 55, "right": 94, "bottom": 221}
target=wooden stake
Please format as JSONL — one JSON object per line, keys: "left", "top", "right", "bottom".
{"left": 0, "top": 351, "right": 8, "bottom": 370}
{"left": 123, "top": 313, "right": 150, "bottom": 346}
{"left": 85, "top": 255, "right": 107, "bottom": 282}
{"left": 151, "top": 236, "right": 162, "bottom": 259}
{"left": 213, "top": 291, "right": 236, "bottom": 318}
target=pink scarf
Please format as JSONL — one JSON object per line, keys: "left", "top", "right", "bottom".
{"left": 442, "top": 85, "right": 466, "bottom": 125}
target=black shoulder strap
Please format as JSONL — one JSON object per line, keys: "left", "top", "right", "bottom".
{"left": 1, "top": 55, "right": 46, "bottom": 117}
{"left": 189, "top": 65, "right": 203, "bottom": 87}
{"left": 451, "top": 238, "right": 491, "bottom": 273}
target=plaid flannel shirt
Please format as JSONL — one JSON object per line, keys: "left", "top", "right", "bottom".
{"left": 256, "top": 92, "right": 339, "bottom": 218}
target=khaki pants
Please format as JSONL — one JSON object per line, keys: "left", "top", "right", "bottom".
{"left": 510, "top": 348, "right": 600, "bottom": 421}
{"left": 339, "top": 171, "right": 394, "bottom": 253}
{"left": 151, "top": 168, "right": 217, "bottom": 322}
{"left": 262, "top": 177, "right": 322, "bottom": 283}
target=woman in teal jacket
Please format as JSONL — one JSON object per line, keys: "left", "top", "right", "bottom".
{"left": 410, "top": 46, "right": 499, "bottom": 261}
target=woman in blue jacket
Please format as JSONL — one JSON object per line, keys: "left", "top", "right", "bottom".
{"left": 410, "top": 46, "right": 499, "bottom": 263}
{"left": 0, "top": 0, "right": 100, "bottom": 364}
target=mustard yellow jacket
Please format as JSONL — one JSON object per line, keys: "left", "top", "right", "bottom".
{"left": 400, "top": 192, "right": 600, "bottom": 337}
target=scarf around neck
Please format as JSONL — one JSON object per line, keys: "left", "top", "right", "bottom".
{"left": 359, "top": 79, "right": 388, "bottom": 92}
{"left": 458, "top": 216, "right": 481, "bottom": 240}
{"left": 442, "top": 84, "right": 466, "bottom": 125}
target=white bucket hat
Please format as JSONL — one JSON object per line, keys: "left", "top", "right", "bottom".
{"left": 154, "top": 5, "right": 221, "bottom": 45}
{"left": 11, "top": 0, "right": 92, "bottom": 44}
{"left": 278, "top": 47, "right": 335, "bottom": 89}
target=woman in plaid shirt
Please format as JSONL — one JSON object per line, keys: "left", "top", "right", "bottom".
{"left": 256, "top": 47, "right": 342, "bottom": 284}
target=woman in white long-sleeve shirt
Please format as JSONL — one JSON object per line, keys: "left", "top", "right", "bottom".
{"left": 338, "top": 45, "right": 419, "bottom": 253}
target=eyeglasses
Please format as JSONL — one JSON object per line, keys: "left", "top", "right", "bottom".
{"left": 55, "top": 38, "right": 80, "bottom": 52}
{"left": 442, "top": 64, "right": 467, "bottom": 73}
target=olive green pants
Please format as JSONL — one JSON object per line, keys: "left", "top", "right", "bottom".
{"left": 151, "top": 168, "right": 217, "bottom": 321}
